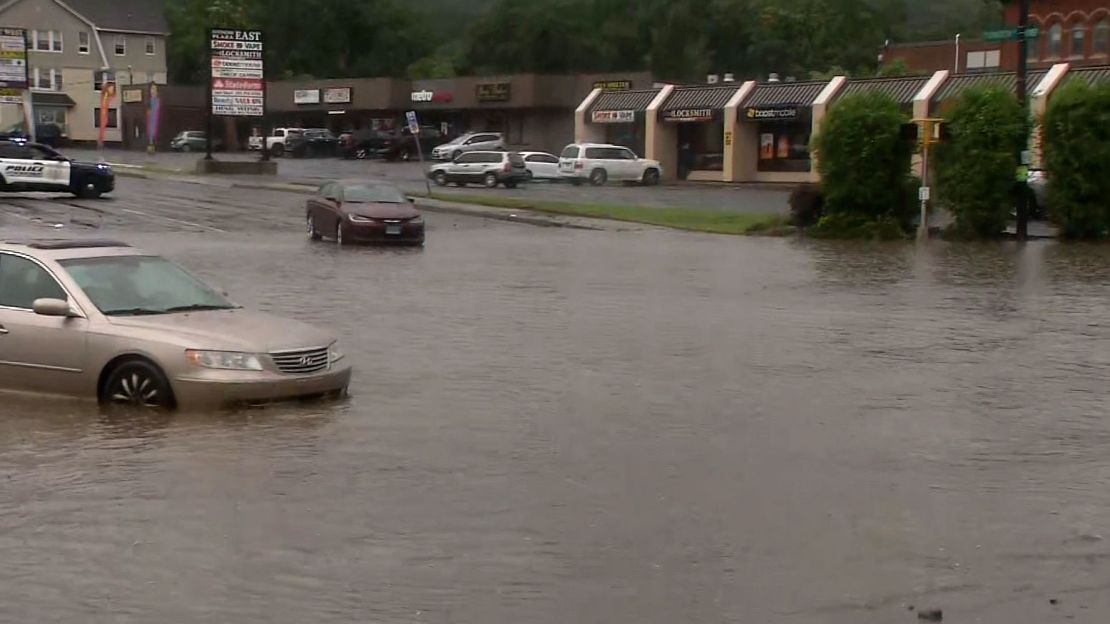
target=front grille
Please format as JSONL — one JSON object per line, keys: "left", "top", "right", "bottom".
{"left": 270, "top": 346, "right": 329, "bottom": 374}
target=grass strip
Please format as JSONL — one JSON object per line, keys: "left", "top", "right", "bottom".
{"left": 428, "top": 193, "right": 787, "bottom": 235}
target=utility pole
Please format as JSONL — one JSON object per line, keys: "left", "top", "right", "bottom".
{"left": 1015, "top": 0, "right": 1031, "bottom": 240}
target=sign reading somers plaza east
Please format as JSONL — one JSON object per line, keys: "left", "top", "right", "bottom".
{"left": 210, "top": 28, "right": 264, "bottom": 116}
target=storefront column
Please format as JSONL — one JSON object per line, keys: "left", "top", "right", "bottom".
{"left": 911, "top": 70, "right": 949, "bottom": 179}
{"left": 574, "top": 88, "right": 605, "bottom": 144}
{"left": 723, "top": 81, "right": 756, "bottom": 183}
{"left": 644, "top": 85, "right": 676, "bottom": 180}
{"left": 809, "top": 76, "right": 847, "bottom": 184}
{"left": 1030, "top": 63, "right": 1069, "bottom": 168}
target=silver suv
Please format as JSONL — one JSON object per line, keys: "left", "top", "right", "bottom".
{"left": 431, "top": 132, "right": 505, "bottom": 161}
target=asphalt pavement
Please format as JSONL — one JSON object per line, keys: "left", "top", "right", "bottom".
{"left": 65, "top": 148, "right": 793, "bottom": 216}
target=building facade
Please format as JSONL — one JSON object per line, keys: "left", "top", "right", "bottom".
{"left": 0, "top": 0, "right": 168, "bottom": 143}
{"left": 884, "top": 0, "right": 1109, "bottom": 74}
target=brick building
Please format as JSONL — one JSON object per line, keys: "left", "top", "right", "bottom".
{"left": 884, "top": 0, "right": 1109, "bottom": 74}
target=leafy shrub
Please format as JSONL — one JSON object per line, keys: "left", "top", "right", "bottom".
{"left": 934, "top": 86, "right": 1027, "bottom": 238}
{"left": 789, "top": 183, "right": 824, "bottom": 227}
{"left": 813, "top": 90, "right": 914, "bottom": 233}
{"left": 811, "top": 212, "right": 907, "bottom": 240}
{"left": 1041, "top": 80, "right": 1110, "bottom": 239}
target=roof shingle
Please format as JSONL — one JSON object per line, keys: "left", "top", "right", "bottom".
{"left": 742, "top": 81, "right": 827, "bottom": 108}
{"left": 590, "top": 89, "right": 660, "bottom": 113}
{"left": 662, "top": 85, "right": 741, "bottom": 111}
{"left": 837, "top": 76, "right": 931, "bottom": 105}
{"left": 65, "top": 0, "right": 168, "bottom": 34}
{"left": 932, "top": 70, "right": 1047, "bottom": 102}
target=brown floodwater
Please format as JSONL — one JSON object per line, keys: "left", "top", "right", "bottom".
{"left": 3, "top": 181, "right": 1110, "bottom": 622}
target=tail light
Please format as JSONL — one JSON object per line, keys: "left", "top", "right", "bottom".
{"left": 574, "top": 162, "right": 584, "bottom": 170}
{"left": 503, "top": 161, "right": 512, "bottom": 172}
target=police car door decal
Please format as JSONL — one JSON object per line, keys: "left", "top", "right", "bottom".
{"left": 29, "top": 146, "right": 71, "bottom": 186}
{"left": 2, "top": 160, "right": 44, "bottom": 185}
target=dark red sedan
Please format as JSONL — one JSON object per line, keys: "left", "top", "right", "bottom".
{"left": 306, "top": 180, "right": 425, "bottom": 245}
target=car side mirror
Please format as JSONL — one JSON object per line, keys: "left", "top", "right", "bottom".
{"left": 33, "top": 298, "right": 74, "bottom": 317}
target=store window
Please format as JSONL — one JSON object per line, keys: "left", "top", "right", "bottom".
{"left": 1048, "top": 23, "right": 1063, "bottom": 58}
{"left": 1095, "top": 20, "right": 1110, "bottom": 56}
{"left": 603, "top": 122, "right": 645, "bottom": 157}
{"left": 38, "top": 108, "right": 66, "bottom": 126}
{"left": 756, "top": 122, "right": 811, "bottom": 173}
{"left": 1071, "top": 23, "right": 1086, "bottom": 58}
{"left": 677, "top": 119, "right": 724, "bottom": 172}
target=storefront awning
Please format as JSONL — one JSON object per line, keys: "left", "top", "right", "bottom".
{"left": 932, "top": 70, "right": 1047, "bottom": 103}
{"left": 31, "top": 92, "right": 76, "bottom": 107}
{"left": 742, "top": 81, "right": 827, "bottom": 109}
{"left": 837, "top": 76, "right": 931, "bottom": 105}
{"left": 1061, "top": 66, "right": 1110, "bottom": 88}
{"left": 662, "top": 86, "right": 741, "bottom": 112}
{"left": 591, "top": 89, "right": 660, "bottom": 113}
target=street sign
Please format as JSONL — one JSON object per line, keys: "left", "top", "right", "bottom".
{"left": 210, "top": 28, "right": 264, "bottom": 116}
{"left": 983, "top": 26, "right": 1040, "bottom": 42}
{"left": 919, "top": 186, "right": 931, "bottom": 202}
{"left": 405, "top": 110, "right": 419, "bottom": 134}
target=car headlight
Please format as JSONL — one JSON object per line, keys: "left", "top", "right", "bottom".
{"left": 328, "top": 341, "right": 344, "bottom": 364}
{"left": 185, "top": 349, "right": 263, "bottom": 371}
{"left": 408, "top": 216, "right": 424, "bottom": 225}
{"left": 349, "top": 214, "right": 375, "bottom": 223}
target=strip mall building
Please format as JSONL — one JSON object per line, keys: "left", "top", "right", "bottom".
{"left": 574, "top": 63, "right": 1109, "bottom": 183}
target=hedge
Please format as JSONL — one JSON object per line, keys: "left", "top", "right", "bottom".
{"left": 934, "top": 86, "right": 1027, "bottom": 238}
{"left": 1041, "top": 80, "right": 1110, "bottom": 239}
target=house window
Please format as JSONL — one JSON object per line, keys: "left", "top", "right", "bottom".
{"left": 93, "top": 108, "right": 118, "bottom": 128}
{"left": 31, "top": 68, "right": 61, "bottom": 91}
{"left": 32, "top": 30, "right": 61, "bottom": 52}
{"left": 1048, "top": 23, "right": 1063, "bottom": 58}
{"left": 93, "top": 69, "right": 113, "bottom": 91}
{"left": 966, "top": 50, "right": 1000, "bottom": 71}
{"left": 114, "top": 35, "right": 126, "bottom": 56}
{"left": 1071, "top": 24, "right": 1086, "bottom": 57}
{"left": 78, "top": 31, "right": 89, "bottom": 54}
{"left": 38, "top": 108, "right": 65, "bottom": 125}
{"left": 1027, "top": 29, "right": 1040, "bottom": 61}
{"left": 1093, "top": 20, "right": 1109, "bottom": 56}
{"left": 145, "top": 36, "right": 155, "bottom": 55}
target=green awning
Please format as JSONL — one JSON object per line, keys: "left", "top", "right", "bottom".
{"left": 32, "top": 92, "right": 76, "bottom": 107}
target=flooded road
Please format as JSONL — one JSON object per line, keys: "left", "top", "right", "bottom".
{"left": 2, "top": 178, "right": 1110, "bottom": 622}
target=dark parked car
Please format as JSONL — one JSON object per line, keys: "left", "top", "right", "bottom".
{"left": 0, "top": 122, "right": 65, "bottom": 147}
{"left": 427, "top": 151, "right": 528, "bottom": 188}
{"left": 306, "top": 179, "right": 425, "bottom": 246}
{"left": 340, "top": 126, "right": 444, "bottom": 161}
{"left": 289, "top": 128, "right": 338, "bottom": 158}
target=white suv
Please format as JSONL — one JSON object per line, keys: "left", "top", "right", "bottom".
{"left": 559, "top": 143, "right": 662, "bottom": 186}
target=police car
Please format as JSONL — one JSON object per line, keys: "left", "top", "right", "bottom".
{"left": 0, "top": 139, "right": 114, "bottom": 198}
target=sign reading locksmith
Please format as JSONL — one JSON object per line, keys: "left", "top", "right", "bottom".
{"left": 592, "top": 110, "right": 635, "bottom": 124}
{"left": 210, "top": 28, "right": 264, "bottom": 116}
{"left": 663, "top": 108, "right": 715, "bottom": 122}
{"left": 745, "top": 106, "right": 800, "bottom": 120}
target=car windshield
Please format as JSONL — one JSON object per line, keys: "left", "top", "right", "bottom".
{"left": 58, "top": 255, "right": 236, "bottom": 316}
{"left": 343, "top": 183, "right": 406, "bottom": 203}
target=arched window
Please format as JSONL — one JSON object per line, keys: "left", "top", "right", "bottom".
{"left": 1027, "top": 23, "right": 1041, "bottom": 61}
{"left": 1048, "top": 23, "right": 1063, "bottom": 58}
{"left": 1071, "top": 23, "right": 1086, "bottom": 57}
{"left": 1094, "top": 20, "right": 1110, "bottom": 56}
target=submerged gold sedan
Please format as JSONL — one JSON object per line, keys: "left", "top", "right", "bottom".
{"left": 0, "top": 239, "right": 350, "bottom": 409}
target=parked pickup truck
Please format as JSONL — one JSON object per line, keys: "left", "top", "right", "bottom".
{"left": 339, "top": 126, "right": 446, "bottom": 161}
{"left": 247, "top": 127, "right": 303, "bottom": 157}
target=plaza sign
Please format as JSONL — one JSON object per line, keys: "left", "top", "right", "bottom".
{"left": 210, "top": 28, "right": 264, "bottom": 116}
{"left": 592, "top": 110, "right": 635, "bottom": 123}
{"left": 294, "top": 89, "right": 319, "bottom": 104}
{"left": 0, "top": 27, "right": 28, "bottom": 105}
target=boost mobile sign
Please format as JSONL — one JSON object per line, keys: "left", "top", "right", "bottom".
{"left": 745, "top": 107, "right": 800, "bottom": 120}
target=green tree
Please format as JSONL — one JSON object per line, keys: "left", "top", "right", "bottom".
{"left": 1041, "top": 80, "right": 1110, "bottom": 239}
{"left": 813, "top": 91, "right": 914, "bottom": 233}
{"left": 935, "top": 85, "right": 1027, "bottom": 238}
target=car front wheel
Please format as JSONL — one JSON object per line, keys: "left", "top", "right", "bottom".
{"left": 433, "top": 171, "right": 448, "bottom": 186}
{"left": 642, "top": 169, "right": 660, "bottom": 186}
{"left": 101, "top": 359, "right": 174, "bottom": 409}
{"left": 589, "top": 169, "right": 608, "bottom": 186}
{"left": 74, "top": 179, "right": 102, "bottom": 199}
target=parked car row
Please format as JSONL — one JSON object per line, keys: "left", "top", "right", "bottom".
{"left": 425, "top": 143, "right": 662, "bottom": 189}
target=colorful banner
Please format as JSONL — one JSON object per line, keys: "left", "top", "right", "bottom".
{"left": 147, "top": 84, "right": 161, "bottom": 149}
{"left": 98, "top": 81, "right": 116, "bottom": 148}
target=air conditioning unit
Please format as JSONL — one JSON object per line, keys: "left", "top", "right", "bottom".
{"left": 707, "top": 74, "right": 719, "bottom": 84}
{"left": 723, "top": 73, "right": 736, "bottom": 83}
{"left": 768, "top": 73, "right": 781, "bottom": 83}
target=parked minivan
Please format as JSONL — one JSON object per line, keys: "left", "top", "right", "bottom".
{"left": 558, "top": 143, "right": 662, "bottom": 186}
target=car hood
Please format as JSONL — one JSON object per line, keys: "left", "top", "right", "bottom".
{"left": 343, "top": 202, "right": 419, "bottom": 219}
{"left": 106, "top": 308, "right": 335, "bottom": 352}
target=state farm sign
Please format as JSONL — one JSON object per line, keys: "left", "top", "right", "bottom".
{"left": 411, "top": 90, "right": 453, "bottom": 103}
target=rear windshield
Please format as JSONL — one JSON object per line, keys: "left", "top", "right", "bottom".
{"left": 342, "top": 183, "right": 406, "bottom": 203}
{"left": 508, "top": 153, "right": 525, "bottom": 167}
{"left": 560, "top": 145, "right": 580, "bottom": 159}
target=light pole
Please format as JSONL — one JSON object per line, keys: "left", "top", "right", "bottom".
{"left": 1015, "top": 0, "right": 1031, "bottom": 240}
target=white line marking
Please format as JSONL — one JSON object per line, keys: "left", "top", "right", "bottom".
{"left": 119, "top": 208, "right": 226, "bottom": 232}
